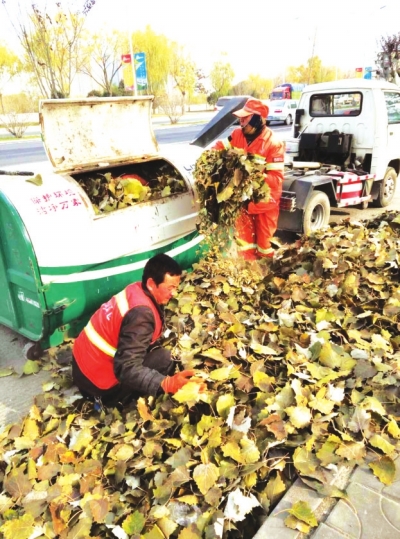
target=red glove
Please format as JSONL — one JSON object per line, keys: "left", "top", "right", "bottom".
{"left": 161, "top": 370, "right": 195, "bottom": 394}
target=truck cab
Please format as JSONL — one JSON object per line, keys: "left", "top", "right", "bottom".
{"left": 294, "top": 79, "right": 400, "bottom": 185}
{"left": 279, "top": 79, "right": 399, "bottom": 234}
{"left": 270, "top": 84, "right": 292, "bottom": 100}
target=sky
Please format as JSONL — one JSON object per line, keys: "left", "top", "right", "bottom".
{"left": 1, "top": 0, "right": 400, "bottom": 84}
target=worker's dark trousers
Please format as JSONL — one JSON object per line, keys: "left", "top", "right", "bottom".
{"left": 72, "top": 348, "right": 174, "bottom": 408}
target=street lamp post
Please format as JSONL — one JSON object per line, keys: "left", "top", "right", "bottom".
{"left": 307, "top": 26, "right": 318, "bottom": 85}
{"left": 128, "top": 35, "right": 138, "bottom": 96}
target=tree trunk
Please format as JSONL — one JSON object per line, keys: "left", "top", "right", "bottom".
{"left": 181, "top": 91, "right": 185, "bottom": 115}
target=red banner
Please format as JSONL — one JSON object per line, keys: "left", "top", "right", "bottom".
{"left": 121, "top": 54, "right": 132, "bottom": 64}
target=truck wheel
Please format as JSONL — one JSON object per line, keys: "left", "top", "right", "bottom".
{"left": 373, "top": 167, "right": 397, "bottom": 207}
{"left": 302, "top": 191, "right": 330, "bottom": 235}
{"left": 285, "top": 114, "right": 292, "bottom": 125}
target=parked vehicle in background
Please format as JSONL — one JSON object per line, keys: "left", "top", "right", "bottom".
{"left": 270, "top": 83, "right": 293, "bottom": 100}
{"left": 266, "top": 99, "right": 298, "bottom": 125}
{"left": 270, "top": 83, "right": 306, "bottom": 101}
{"left": 336, "top": 93, "right": 357, "bottom": 106}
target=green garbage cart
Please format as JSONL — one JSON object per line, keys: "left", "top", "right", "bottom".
{"left": 0, "top": 96, "right": 203, "bottom": 355}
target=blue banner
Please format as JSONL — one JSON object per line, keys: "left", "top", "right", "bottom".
{"left": 134, "top": 52, "right": 148, "bottom": 91}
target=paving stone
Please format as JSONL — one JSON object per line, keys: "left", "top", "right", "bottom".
{"left": 381, "top": 495, "right": 400, "bottom": 530}
{"left": 0, "top": 369, "right": 50, "bottom": 427}
{"left": 350, "top": 465, "right": 385, "bottom": 493}
{"left": 252, "top": 513, "right": 299, "bottom": 539}
{"left": 311, "top": 523, "right": 348, "bottom": 539}
{"left": 0, "top": 326, "right": 30, "bottom": 367}
{"left": 252, "top": 479, "right": 314, "bottom": 539}
{"left": 254, "top": 473, "right": 348, "bottom": 539}
{"left": 326, "top": 481, "right": 400, "bottom": 539}
{"left": 381, "top": 454, "right": 400, "bottom": 500}
{"left": 350, "top": 458, "right": 400, "bottom": 502}
{"left": 323, "top": 499, "right": 360, "bottom": 538}
{"left": 383, "top": 479, "right": 400, "bottom": 500}
{"left": 0, "top": 325, "right": 51, "bottom": 428}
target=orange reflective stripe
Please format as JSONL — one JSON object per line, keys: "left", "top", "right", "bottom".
{"left": 236, "top": 238, "right": 257, "bottom": 251}
{"left": 257, "top": 245, "right": 274, "bottom": 255}
{"left": 237, "top": 245, "right": 257, "bottom": 252}
{"left": 220, "top": 139, "right": 232, "bottom": 149}
{"left": 115, "top": 289, "right": 130, "bottom": 316}
{"left": 266, "top": 162, "right": 284, "bottom": 171}
{"left": 85, "top": 290, "right": 129, "bottom": 357}
{"left": 84, "top": 321, "right": 116, "bottom": 357}
{"left": 253, "top": 153, "right": 266, "bottom": 164}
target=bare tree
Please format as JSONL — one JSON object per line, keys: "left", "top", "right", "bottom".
{"left": 376, "top": 33, "right": 400, "bottom": 83}
{"left": 169, "top": 44, "right": 196, "bottom": 114}
{"left": 79, "top": 30, "right": 124, "bottom": 96}
{"left": 158, "top": 92, "right": 182, "bottom": 124}
{"left": 2, "top": 105, "right": 28, "bottom": 138}
{"left": 2, "top": 1, "right": 94, "bottom": 98}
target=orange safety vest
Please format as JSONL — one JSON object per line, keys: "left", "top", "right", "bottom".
{"left": 73, "top": 282, "right": 162, "bottom": 389}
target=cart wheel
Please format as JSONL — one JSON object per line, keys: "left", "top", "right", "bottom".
{"left": 372, "top": 167, "right": 397, "bottom": 207}
{"left": 302, "top": 191, "right": 330, "bottom": 235}
{"left": 23, "top": 342, "right": 43, "bottom": 360}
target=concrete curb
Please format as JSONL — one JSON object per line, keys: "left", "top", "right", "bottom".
{"left": 254, "top": 465, "right": 355, "bottom": 539}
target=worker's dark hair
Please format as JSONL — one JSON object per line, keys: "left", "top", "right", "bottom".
{"left": 248, "top": 114, "right": 265, "bottom": 130}
{"left": 142, "top": 253, "right": 182, "bottom": 287}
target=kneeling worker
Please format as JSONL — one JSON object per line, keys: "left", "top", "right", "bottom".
{"left": 72, "top": 253, "right": 195, "bottom": 408}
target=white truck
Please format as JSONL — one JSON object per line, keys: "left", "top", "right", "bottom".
{"left": 279, "top": 78, "right": 400, "bottom": 234}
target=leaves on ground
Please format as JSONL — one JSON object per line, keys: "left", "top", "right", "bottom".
{"left": 284, "top": 500, "right": 318, "bottom": 533}
{"left": 1, "top": 211, "right": 400, "bottom": 537}
{"left": 22, "top": 360, "right": 40, "bottom": 375}
{"left": 369, "top": 456, "right": 396, "bottom": 485}
{"left": 287, "top": 500, "right": 318, "bottom": 526}
{"left": 0, "top": 368, "right": 15, "bottom": 377}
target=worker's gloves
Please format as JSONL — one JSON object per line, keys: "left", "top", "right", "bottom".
{"left": 161, "top": 370, "right": 198, "bottom": 394}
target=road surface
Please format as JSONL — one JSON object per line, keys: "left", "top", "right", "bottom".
{"left": 0, "top": 121, "right": 291, "bottom": 167}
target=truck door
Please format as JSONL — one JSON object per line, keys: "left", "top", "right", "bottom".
{"left": 383, "top": 91, "right": 400, "bottom": 165}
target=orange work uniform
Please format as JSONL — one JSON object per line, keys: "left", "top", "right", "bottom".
{"left": 213, "top": 127, "right": 285, "bottom": 259}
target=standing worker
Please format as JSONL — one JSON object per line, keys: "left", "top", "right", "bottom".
{"left": 213, "top": 98, "right": 285, "bottom": 259}
{"left": 72, "top": 253, "right": 197, "bottom": 408}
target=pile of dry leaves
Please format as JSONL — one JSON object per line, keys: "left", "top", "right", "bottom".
{"left": 0, "top": 212, "right": 399, "bottom": 539}
{"left": 194, "top": 148, "right": 271, "bottom": 250}
{"left": 77, "top": 163, "right": 186, "bottom": 214}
